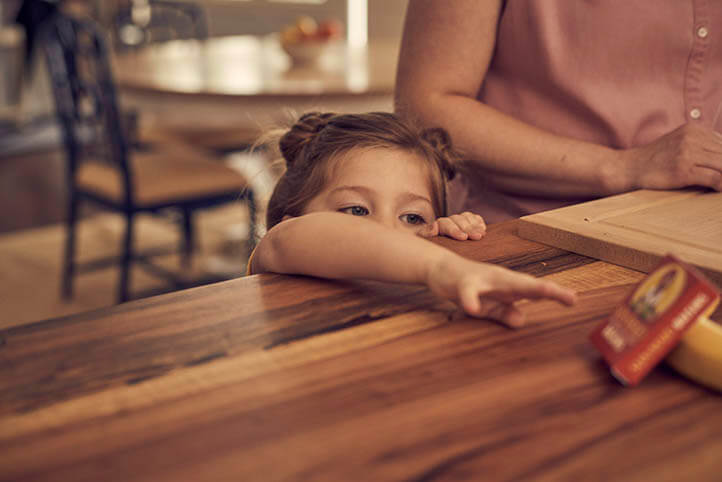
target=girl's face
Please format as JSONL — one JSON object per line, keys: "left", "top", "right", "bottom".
{"left": 302, "top": 148, "right": 437, "bottom": 236}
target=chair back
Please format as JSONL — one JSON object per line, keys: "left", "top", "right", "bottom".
{"left": 41, "top": 12, "right": 133, "bottom": 203}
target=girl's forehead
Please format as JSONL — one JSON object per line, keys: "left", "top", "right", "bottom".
{"left": 329, "top": 147, "right": 432, "bottom": 179}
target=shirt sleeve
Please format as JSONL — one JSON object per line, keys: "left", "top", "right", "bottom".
{"left": 246, "top": 246, "right": 258, "bottom": 275}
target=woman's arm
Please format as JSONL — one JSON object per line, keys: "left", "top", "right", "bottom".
{"left": 251, "top": 213, "right": 576, "bottom": 327}
{"left": 395, "top": 0, "right": 722, "bottom": 197}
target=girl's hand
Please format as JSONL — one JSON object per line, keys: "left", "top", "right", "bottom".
{"left": 428, "top": 211, "right": 487, "bottom": 240}
{"left": 426, "top": 252, "right": 577, "bottom": 328}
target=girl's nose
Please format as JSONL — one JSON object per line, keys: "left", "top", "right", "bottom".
{"left": 374, "top": 211, "right": 399, "bottom": 230}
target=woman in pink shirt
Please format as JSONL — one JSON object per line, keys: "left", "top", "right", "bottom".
{"left": 396, "top": 0, "right": 722, "bottom": 223}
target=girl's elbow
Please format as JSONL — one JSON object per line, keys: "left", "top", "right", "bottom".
{"left": 252, "top": 222, "right": 297, "bottom": 274}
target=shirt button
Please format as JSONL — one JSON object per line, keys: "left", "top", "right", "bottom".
{"left": 697, "top": 26, "right": 709, "bottom": 38}
{"left": 690, "top": 108, "right": 702, "bottom": 119}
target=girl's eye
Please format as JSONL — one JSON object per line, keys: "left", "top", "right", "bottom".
{"left": 340, "top": 206, "right": 369, "bottom": 216}
{"left": 401, "top": 213, "right": 427, "bottom": 225}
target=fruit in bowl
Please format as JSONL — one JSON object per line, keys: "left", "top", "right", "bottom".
{"left": 280, "top": 16, "right": 343, "bottom": 66}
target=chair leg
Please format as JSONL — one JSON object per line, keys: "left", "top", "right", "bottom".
{"left": 181, "top": 207, "right": 194, "bottom": 271}
{"left": 118, "top": 212, "right": 135, "bottom": 303}
{"left": 61, "top": 193, "right": 80, "bottom": 299}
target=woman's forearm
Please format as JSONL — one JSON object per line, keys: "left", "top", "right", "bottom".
{"left": 395, "top": 0, "right": 633, "bottom": 199}
{"left": 252, "top": 213, "right": 451, "bottom": 284}
{"left": 421, "top": 93, "right": 629, "bottom": 197}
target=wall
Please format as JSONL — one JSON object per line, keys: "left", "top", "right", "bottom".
{"left": 368, "top": 0, "right": 407, "bottom": 41}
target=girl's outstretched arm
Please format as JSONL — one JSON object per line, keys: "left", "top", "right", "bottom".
{"left": 252, "top": 212, "right": 444, "bottom": 283}
{"left": 251, "top": 212, "right": 576, "bottom": 327}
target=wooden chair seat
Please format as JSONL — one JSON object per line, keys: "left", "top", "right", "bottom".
{"left": 76, "top": 144, "right": 248, "bottom": 208}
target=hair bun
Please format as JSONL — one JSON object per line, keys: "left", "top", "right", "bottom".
{"left": 279, "top": 112, "right": 336, "bottom": 168}
{"left": 421, "top": 127, "right": 457, "bottom": 180}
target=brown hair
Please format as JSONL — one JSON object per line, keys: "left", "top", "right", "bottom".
{"left": 265, "top": 112, "right": 461, "bottom": 229}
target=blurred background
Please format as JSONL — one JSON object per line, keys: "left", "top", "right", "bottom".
{"left": 0, "top": 0, "right": 408, "bottom": 328}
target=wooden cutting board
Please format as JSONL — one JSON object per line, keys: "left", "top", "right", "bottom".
{"left": 517, "top": 189, "right": 722, "bottom": 286}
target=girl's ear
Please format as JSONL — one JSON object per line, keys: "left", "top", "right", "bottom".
{"left": 281, "top": 214, "right": 294, "bottom": 222}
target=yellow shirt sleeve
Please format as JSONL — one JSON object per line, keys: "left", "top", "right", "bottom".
{"left": 245, "top": 246, "right": 258, "bottom": 275}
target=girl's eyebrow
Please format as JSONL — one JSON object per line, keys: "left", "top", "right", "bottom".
{"left": 329, "top": 186, "right": 432, "bottom": 205}
{"left": 397, "top": 192, "right": 433, "bottom": 206}
{"left": 329, "top": 185, "right": 372, "bottom": 195}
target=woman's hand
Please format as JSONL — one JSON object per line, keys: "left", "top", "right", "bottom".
{"left": 425, "top": 252, "right": 577, "bottom": 328}
{"left": 621, "top": 123, "right": 722, "bottom": 192}
{"left": 424, "top": 211, "right": 487, "bottom": 240}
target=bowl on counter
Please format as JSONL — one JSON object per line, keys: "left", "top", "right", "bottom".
{"left": 281, "top": 40, "right": 329, "bottom": 67}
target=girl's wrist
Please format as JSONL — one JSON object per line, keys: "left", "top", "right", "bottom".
{"left": 422, "top": 248, "right": 459, "bottom": 288}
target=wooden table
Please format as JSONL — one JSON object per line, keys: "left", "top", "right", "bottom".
{"left": 2, "top": 221, "right": 721, "bottom": 481}
{"left": 112, "top": 35, "right": 398, "bottom": 137}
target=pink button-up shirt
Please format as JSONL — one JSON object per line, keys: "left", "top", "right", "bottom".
{"left": 455, "top": 0, "right": 722, "bottom": 223}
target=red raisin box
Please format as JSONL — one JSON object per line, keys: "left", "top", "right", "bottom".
{"left": 589, "top": 254, "right": 720, "bottom": 386}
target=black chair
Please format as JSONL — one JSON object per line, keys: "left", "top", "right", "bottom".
{"left": 113, "top": 1, "right": 257, "bottom": 155}
{"left": 41, "top": 12, "right": 256, "bottom": 303}
{"left": 113, "top": 0, "right": 207, "bottom": 49}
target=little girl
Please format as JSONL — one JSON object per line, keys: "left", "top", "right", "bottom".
{"left": 250, "top": 112, "right": 576, "bottom": 327}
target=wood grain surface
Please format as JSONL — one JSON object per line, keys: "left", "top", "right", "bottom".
{"left": 518, "top": 189, "right": 722, "bottom": 285}
{"left": 1, "top": 221, "right": 720, "bottom": 482}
